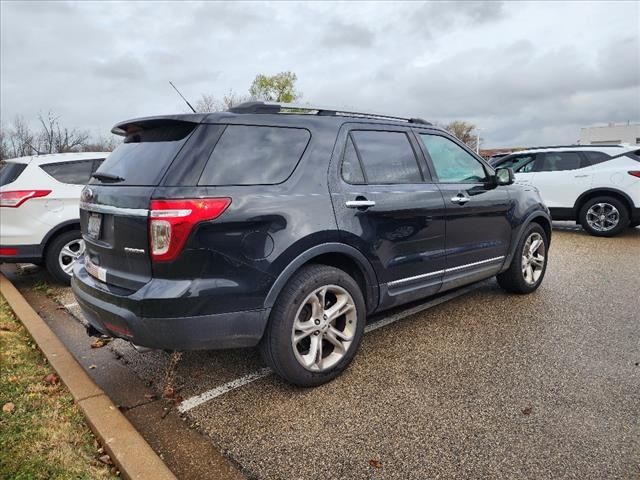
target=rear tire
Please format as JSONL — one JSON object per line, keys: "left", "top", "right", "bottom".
{"left": 45, "top": 230, "right": 84, "bottom": 285}
{"left": 497, "top": 223, "right": 548, "bottom": 294}
{"left": 579, "top": 196, "right": 629, "bottom": 237}
{"left": 260, "top": 264, "right": 366, "bottom": 387}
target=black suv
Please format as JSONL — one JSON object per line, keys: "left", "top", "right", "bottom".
{"left": 72, "top": 102, "right": 551, "bottom": 387}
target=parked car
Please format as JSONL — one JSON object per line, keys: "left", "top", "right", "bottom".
{"left": 72, "top": 102, "right": 551, "bottom": 387}
{"left": 493, "top": 145, "right": 640, "bottom": 236}
{"left": 0, "top": 152, "right": 108, "bottom": 283}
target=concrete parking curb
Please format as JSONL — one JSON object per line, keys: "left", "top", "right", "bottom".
{"left": 0, "top": 273, "right": 177, "bottom": 480}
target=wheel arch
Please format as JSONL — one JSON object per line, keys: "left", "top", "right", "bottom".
{"left": 264, "top": 243, "right": 379, "bottom": 314}
{"left": 41, "top": 220, "right": 81, "bottom": 257}
{"left": 573, "top": 188, "right": 634, "bottom": 219}
{"left": 502, "top": 211, "right": 552, "bottom": 273}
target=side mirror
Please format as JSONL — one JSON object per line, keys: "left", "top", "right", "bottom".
{"left": 495, "top": 167, "right": 515, "bottom": 186}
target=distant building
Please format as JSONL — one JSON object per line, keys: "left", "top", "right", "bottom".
{"left": 580, "top": 123, "right": 640, "bottom": 145}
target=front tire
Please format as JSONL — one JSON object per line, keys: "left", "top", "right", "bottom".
{"left": 260, "top": 265, "right": 366, "bottom": 387}
{"left": 45, "top": 230, "right": 85, "bottom": 285}
{"left": 497, "top": 223, "right": 548, "bottom": 294}
{"left": 579, "top": 196, "right": 629, "bottom": 237}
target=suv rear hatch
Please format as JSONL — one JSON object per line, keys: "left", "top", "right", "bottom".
{"left": 80, "top": 116, "right": 203, "bottom": 291}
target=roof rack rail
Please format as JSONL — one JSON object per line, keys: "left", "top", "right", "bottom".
{"left": 525, "top": 144, "right": 625, "bottom": 149}
{"left": 227, "top": 101, "right": 432, "bottom": 125}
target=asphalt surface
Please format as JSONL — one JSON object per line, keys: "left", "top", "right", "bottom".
{"left": 47, "top": 224, "right": 640, "bottom": 479}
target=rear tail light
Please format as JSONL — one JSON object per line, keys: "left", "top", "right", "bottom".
{"left": 628, "top": 171, "right": 640, "bottom": 179}
{"left": 0, "top": 247, "right": 19, "bottom": 256}
{"left": 0, "top": 190, "right": 51, "bottom": 207}
{"left": 149, "top": 198, "right": 231, "bottom": 262}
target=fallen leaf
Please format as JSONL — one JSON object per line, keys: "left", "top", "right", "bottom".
{"left": 43, "top": 373, "right": 59, "bottom": 385}
{"left": 91, "top": 339, "right": 108, "bottom": 349}
{"left": 522, "top": 406, "right": 533, "bottom": 415}
{"left": 369, "top": 459, "right": 383, "bottom": 469}
{"left": 2, "top": 402, "right": 15, "bottom": 413}
{"left": 98, "top": 454, "right": 113, "bottom": 465}
{"left": 8, "top": 376, "right": 18, "bottom": 383}
{"left": 89, "top": 365, "right": 97, "bottom": 370}
{"left": 144, "top": 393, "right": 158, "bottom": 400}
{"left": 0, "top": 323, "right": 17, "bottom": 332}
{"left": 163, "top": 387, "right": 175, "bottom": 399}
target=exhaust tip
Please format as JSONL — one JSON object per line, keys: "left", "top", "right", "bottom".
{"left": 131, "top": 343, "right": 152, "bottom": 353}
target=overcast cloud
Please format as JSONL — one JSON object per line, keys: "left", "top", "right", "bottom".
{"left": 1, "top": 0, "right": 639, "bottom": 147}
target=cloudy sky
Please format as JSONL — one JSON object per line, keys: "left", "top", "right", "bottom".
{"left": 1, "top": 1, "right": 639, "bottom": 147}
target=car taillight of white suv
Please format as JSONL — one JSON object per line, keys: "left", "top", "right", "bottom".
{"left": 0, "top": 152, "right": 108, "bottom": 283}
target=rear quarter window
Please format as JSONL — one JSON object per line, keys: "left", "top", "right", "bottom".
{"left": 582, "top": 151, "right": 611, "bottom": 166}
{"left": 92, "top": 123, "right": 195, "bottom": 186}
{"left": 0, "top": 161, "right": 27, "bottom": 186}
{"left": 198, "top": 125, "right": 310, "bottom": 186}
{"left": 41, "top": 159, "right": 96, "bottom": 184}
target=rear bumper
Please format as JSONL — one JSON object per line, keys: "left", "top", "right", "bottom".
{"left": 0, "top": 244, "right": 43, "bottom": 263}
{"left": 71, "top": 263, "right": 270, "bottom": 351}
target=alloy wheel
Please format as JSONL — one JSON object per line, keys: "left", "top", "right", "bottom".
{"left": 586, "top": 202, "right": 620, "bottom": 232}
{"left": 521, "top": 232, "right": 545, "bottom": 285}
{"left": 291, "top": 285, "right": 357, "bottom": 372}
{"left": 58, "top": 238, "right": 85, "bottom": 276}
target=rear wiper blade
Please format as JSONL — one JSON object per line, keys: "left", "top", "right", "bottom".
{"left": 92, "top": 172, "right": 124, "bottom": 183}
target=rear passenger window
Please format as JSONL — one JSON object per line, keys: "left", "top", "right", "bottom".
{"left": 582, "top": 151, "right": 610, "bottom": 166}
{"left": 349, "top": 131, "right": 422, "bottom": 184}
{"left": 341, "top": 136, "right": 365, "bottom": 184}
{"left": 198, "top": 125, "right": 310, "bottom": 186}
{"left": 537, "top": 152, "right": 582, "bottom": 172}
{"left": 41, "top": 160, "right": 94, "bottom": 184}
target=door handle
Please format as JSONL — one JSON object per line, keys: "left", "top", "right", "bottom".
{"left": 450, "top": 195, "right": 470, "bottom": 205}
{"left": 574, "top": 174, "right": 589, "bottom": 178}
{"left": 346, "top": 199, "right": 376, "bottom": 209}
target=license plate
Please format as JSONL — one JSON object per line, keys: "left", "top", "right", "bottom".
{"left": 87, "top": 213, "right": 102, "bottom": 239}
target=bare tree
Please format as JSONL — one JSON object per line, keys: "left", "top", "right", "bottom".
{"left": 194, "top": 89, "right": 252, "bottom": 113}
{"left": 81, "top": 134, "right": 119, "bottom": 152}
{"left": 38, "top": 111, "right": 89, "bottom": 154}
{"left": 7, "top": 116, "right": 37, "bottom": 158}
{"left": 195, "top": 93, "right": 219, "bottom": 113}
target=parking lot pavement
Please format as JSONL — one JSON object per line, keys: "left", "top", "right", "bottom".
{"left": 52, "top": 225, "right": 640, "bottom": 479}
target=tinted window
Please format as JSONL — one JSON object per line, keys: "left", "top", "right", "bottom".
{"left": 583, "top": 151, "right": 610, "bottom": 166}
{"left": 341, "top": 135, "right": 365, "bottom": 184}
{"left": 198, "top": 125, "right": 310, "bottom": 186}
{"left": 499, "top": 154, "right": 536, "bottom": 172}
{"left": 0, "top": 162, "right": 27, "bottom": 186}
{"left": 41, "top": 160, "right": 94, "bottom": 184}
{"left": 92, "top": 123, "right": 195, "bottom": 186}
{"left": 350, "top": 131, "right": 422, "bottom": 184}
{"left": 419, "top": 134, "right": 487, "bottom": 183}
{"left": 537, "top": 152, "right": 582, "bottom": 172}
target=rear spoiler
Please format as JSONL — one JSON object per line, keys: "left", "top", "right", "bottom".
{"left": 111, "top": 114, "right": 208, "bottom": 136}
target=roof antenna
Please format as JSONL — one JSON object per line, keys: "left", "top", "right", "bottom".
{"left": 28, "top": 143, "right": 41, "bottom": 155}
{"left": 169, "top": 81, "right": 197, "bottom": 113}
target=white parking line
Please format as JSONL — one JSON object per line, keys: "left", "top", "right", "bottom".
{"left": 177, "top": 368, "right": 272, "bottom": 413}
{"left": 177, "top": 281, "right": 489, "bottom": 413}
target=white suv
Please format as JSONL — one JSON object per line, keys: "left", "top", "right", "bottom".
{"left": 0, "top": 152, "right": 108, "bottom": 283}
{"left": 493, "top": 145, "right": 640, "bottom": 236}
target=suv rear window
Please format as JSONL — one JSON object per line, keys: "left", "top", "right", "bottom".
{"left": 0, "top": 161, "right": 27, "bottom": 186}
{"left": 41, "top": 159, "right": 96, "bottom": 184}
{"left": 198, "top": 125, "right": 310, "bottom": 186}
{"left": 92, "top": 123, "right": 195, "bottom": 186}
